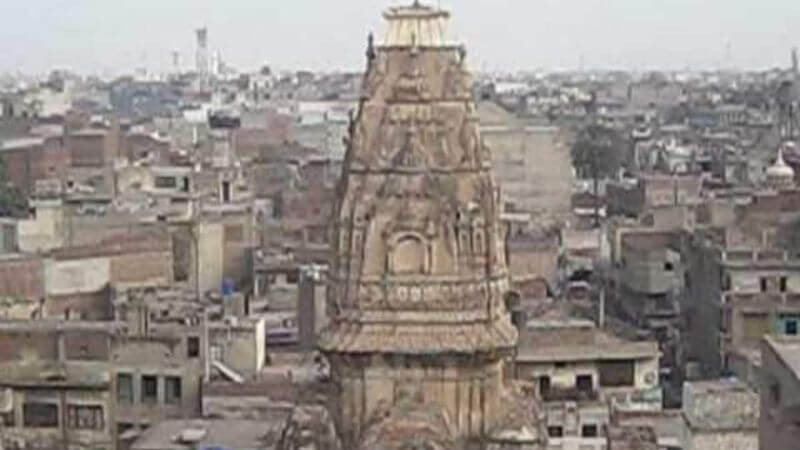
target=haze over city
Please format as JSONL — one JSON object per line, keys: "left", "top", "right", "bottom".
{"left": 4, "top": 1, "right": 800, "bottom": 449}
{"left": 2, "top": 0, "right": 800, "bottom": 74}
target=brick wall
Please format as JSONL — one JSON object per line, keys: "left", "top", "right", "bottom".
{"left": 110, "top": 250, "right": 173, "bottom": 286}
{"left": 45, "top": 289, "right": 112, "bottom": 320}
{"left": 67, "top": 133, "right": 106, "bottom": 167}
{"left": 0, "top": 256, "right": 45, "bottom": 299}
{"left": 0, "top": 331, "right": 58, "bottom": 362}
{"left": 1, "top": 147, "right": 33, "bottom": 193}
{"left": 63, "top": 330, "right": 110, "bottom": 361}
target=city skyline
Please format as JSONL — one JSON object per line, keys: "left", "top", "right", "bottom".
{"left": 1, "top": 0, "right": 800, "bottom": 76}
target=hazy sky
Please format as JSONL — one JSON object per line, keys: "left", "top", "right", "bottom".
{"left": 1, "top": 0, "right": 799, "bottom": 75}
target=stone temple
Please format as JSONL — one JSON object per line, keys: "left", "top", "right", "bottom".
{"left": 317, "top": 2, "right": 546, "bottom": 449}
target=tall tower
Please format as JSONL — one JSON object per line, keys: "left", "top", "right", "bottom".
{"left": 195, "top": 27, "right": 209, "bottom": 76}
{"left": 319, "top": 3, "right": 542, "bottom": 448}
{"left": 171, "top": 50, "right": 181, "bottom": 74}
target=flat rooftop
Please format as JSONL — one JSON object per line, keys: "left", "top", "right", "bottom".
{"left": 130, "top": 419, "right": 283, "bottom": 450}
{"left": 766, "top": 335, "right": 800, "bottom": 378}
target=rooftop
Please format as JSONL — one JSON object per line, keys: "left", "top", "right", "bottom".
{"left": 0, "top": 360, "right": 110, "bottom": 388}
{"left": 682, "top": 378, "right": 759, "bottom": 431}
{"left": 0, "top": 136, "right": 44, "bottom": 151}
{"left": 130, "top": 419, "right": 283, "bottom": 450}
{"left": 0, "top": 319, "right": 125, "bottom": 333}
{"left": 517, "top": 321, "right": 660, "bottom": 363}
{"left": 765, "top": 335, "right": 800, "bottom": 378}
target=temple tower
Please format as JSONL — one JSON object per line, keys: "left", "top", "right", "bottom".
{"left": 318, "top": 2, "right": 528, "bottom": 447}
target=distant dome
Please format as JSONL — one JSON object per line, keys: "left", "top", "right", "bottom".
{"left": 767, "top": 144, "right": 795, "bottom": 189}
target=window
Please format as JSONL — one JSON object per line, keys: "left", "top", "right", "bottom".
{"left": 210, "top": 345, "right": 222, "bottom": 361}
{"left": 23, "top": 403, "right": 58, "bottom": 428}
{"left": 664, "top": 261, "right": 674, "bottom": 271}
{"left": 0, "top": 410, "right": 14, "bottom": 427}
{"left": 742, "top": 313, "right": 770, "bottom": 341}
{"left": 786, "top": 320, "right": 798, "bottom": 336}
{"left": 187, "top": 337, "right": 200, "bottom": 358}
{"left": 539, "top": 376, "right": 551, "bottom": 396}
{"left": 547, "top": 426, "right": 564, "bottom": 438}
{"left": 554, "top": 361, "right": 567, "bottom": 369}
{"left": 721, "top": 273, "right": 731, "bottom": 291}
{"left": 781, "top": 276, "right": 788, "bottom": 293}
{"left": 141, "top": 375, "right": 158, "bottom": 404}
{"left": 576, "top": 374, "right": 593, "bottom": 392}
{"left": 286, "top": 270, "right": 299, "bottom": 284}
{"left": 770, "top": 382, "right": 782, "bottom": 406}
{"left": 761, "top": 277, "right": 768, "bottom": 293}
{"left": 66, "top": 405, "right": 104, "bottom": 430}
{"left": 117, "top": 373, "right": 133, "bottom": 404}
{"left": 155, "top": 176, "right": 177, "bottom": 189}
{"left": 581, "top": 424, "right": 598, "bottom": 438}
{"left": 118, "top": 422, "right": 135, "bottom": 436}
{"left": 598, "top": 360, "right": 635, "bottom": 387}
{"left": 165, "top": 377, "right": 182, "bottom": 405}
{"left": 221, "top": 181, "right": 232, "bottom": 203}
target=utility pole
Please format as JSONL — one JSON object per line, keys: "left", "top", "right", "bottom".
{"left": 588, "top": 91, "right": 605, "bottom": 328}
{"left": 597, "top": 224, "right": 605, "bottom": 329}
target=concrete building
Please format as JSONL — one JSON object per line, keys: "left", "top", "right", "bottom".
{"left": 680, "top": 379, "right": 758, "bottom": 450}
{"left": 113, "top": 287, "right": 267, "bottom": 381}
{"left": 0, "top": 320, "right": 202, "bottom": 450}
{"left": 514, "top": 318, "right": 661, "bottom": 450}
{"left": 606, "top": 175, "right": 702, "bottom": 219}
{"left": 759, "top": 335, "right": 800, "bottom": 449}
{"left": 480, "top": 103, "right": 573, "bottom": 220}
{"left": 0, "top": 136, "right": 67, "bottom": 196}
{"left": 17, "top": 198, "right": 65, "bottom": 253}
{"left": 683, "top": 234, "right": 800, "bottom": 384}
{"left": 615, "top": 231, "right": 683, "bottom": 330}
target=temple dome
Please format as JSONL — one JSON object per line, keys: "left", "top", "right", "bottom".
{"left": 767, "top": 143, "right": 796, "bottom": 189}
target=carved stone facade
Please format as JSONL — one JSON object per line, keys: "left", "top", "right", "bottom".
{"left": 318, "top": 3, "right": 545, "bottom": 448}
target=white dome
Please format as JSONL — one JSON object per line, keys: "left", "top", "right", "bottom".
{"left": 767, "top": 145, "right": 795, "bottom": 188}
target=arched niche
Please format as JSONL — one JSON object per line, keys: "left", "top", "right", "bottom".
{"left": 388, "top": 233, "right": 429, "bottom": 274}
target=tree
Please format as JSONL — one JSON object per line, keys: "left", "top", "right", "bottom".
{"left": 0, "top": 156, "right": 27, "bottom": 217}
{"left": 570, "top": 122, "right": 625, "bottom": 227}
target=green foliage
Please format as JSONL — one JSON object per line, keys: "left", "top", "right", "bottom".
{"left": 570, "top": 123, "right": 626, "bottom": 181}
{"left": 0, "top": 156, "right": 27, "bottom": 217}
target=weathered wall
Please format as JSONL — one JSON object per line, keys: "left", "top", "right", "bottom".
{"left": 44, "top": 288, "right": 111, "bottom": 320}
{"left": 684, "top": 242, "right": 725, "bottom": 377}
{"left": 685, "top": 430, "right": 757, "bottom": 450}
{"left": 197, "top": 222, "right": 224, "bottom": 294}
{"left": 17, "top": 201, "right": 65, "bottom": 253}
{"left": 483, "top": 124, "right": 573, "bottom": 218}
{"left": 0, "top": 255, "right": 45, "bottom": 299}
{"left": 110, "top": 250, "right": 173, "bottom": 288}
{"left": 44, "top": 257, "right": 110, "bottom": 297}
{"left": 759, "top": 338, "right": 800, "bottom": 450}
{"left": 331, "top": 355, "right": 505, "bottom": 444}
{"left": 0, "top": 331, "right": 58, "bottom": 362}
